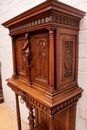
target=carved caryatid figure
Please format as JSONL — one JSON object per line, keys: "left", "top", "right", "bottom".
{"left": 21, "top": 33, "right": 32, "bottom": 84}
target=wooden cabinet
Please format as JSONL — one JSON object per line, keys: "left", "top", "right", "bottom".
{"left": 2, "top": 0, "right": 85, "bottom": 130}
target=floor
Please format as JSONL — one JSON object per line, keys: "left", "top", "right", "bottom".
{"left": 0, "top": 103, "right": 28, "bottom": 130}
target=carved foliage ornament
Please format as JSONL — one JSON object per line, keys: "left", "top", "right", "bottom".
{"left": 63, "top": 40, "right": 73, "bottom": 78}
{"left": 39, "top": 40, "right": 46, "bottom": 78}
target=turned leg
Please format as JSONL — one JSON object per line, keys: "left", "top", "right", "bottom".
{"left": 27, "top": 103, "right": 35, "bottom": 130}
{"left": 15, "top": 93, "right": 21, "bottom": 130}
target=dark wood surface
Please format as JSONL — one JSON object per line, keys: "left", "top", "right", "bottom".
{"left": 2, "top": 0, "right": 85, "bottom": 130}
{"left": 0, "top": 62, "right": 4, "bottom": 103}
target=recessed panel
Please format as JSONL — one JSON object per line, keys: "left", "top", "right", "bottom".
{"left": 56, "top": 29, "right": 77, "bottom": 90}
{"left": 32, "top": 33, "right": 48, "bottom": 85}
{"left": 60, "top": 35, "right": 75, "bottom": 85}
{"left": 16, "top": 36, "right": 29, "bottom": 79}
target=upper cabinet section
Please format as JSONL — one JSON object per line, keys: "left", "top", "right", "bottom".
{"left": 2, "top": 0, "right": 86, "bottom": 93}
{"left": 2, "top": 0, "right": 85, "bottom": 36}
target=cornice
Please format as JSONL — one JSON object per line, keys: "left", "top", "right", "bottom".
{"left": 9, "top": 12, "right": 80, "bottom": 34}
{"left": 2, "top": 0, "right": 85, "bottom": 29}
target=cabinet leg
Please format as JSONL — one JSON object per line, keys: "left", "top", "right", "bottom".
{"left": 15, "top": 94, "right": 21, "bottom": 130}
{"left": 27, "top": 103, "right": 35, "bottom": 130}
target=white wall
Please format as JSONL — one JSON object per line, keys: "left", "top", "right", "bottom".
{"left": 59, "top": 0, "right": 87, "bottom": 11}
{"left": 77, "top": 16, "right": 87, "bottom": 130}
{"left": 0, "top": 0, "right": 87, "bottom": 130}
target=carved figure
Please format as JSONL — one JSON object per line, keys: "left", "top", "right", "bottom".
{"left": 21, "top": 33, "right": 32, "bottom": 62}
{"left": 21, "top": 33, "right": 33, "bottom": 84}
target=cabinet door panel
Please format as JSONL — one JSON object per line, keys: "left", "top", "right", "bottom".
{"left": 32, "top": 33, "right": 49, "bottom": 85}
{"left": 16, "top": 36, "right": 28, "bottom": 80}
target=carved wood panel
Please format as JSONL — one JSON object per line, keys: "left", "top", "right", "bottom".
{"left": 35, "top": 108, "right": 50, "bottom": 130}
{"left": 35, "top": 104, "right": 76, "bottom": 130}
{"left": 56, "top": 29, "right": 76, "bottom": 90}
{"left": 16, "top": 36, "right": 29, "bottom": 79}
{"left": 53, "top": 111, "right": 66, "bottom": 130}
{"left": 32, "top": 33, "right": 48, "bottom": 85}
{"left": 63, "top": 40, "right": 73, "bottom": 79}
{"left": 61, "top": 36, "right": 75, "bottom": 85}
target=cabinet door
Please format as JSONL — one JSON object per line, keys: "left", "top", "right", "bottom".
{"left": 15, "top": 36, "right": 29, "bottom": 80}
{"left": 31, "top": 32, "right": 49, "bottom": 86}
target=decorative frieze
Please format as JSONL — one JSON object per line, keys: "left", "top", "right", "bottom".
{"left": 10, "top": 13, "right": 79, "bottom": 33}
{"left": 51, "top": 93, "right": 81, "bottom": 115}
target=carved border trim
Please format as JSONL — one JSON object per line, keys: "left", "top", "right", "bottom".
{"left": 7, "top": 83, "right": 49, "bottom": 112}
{"left": 10, "top": 13, "right": 79, "bottom": 33}
{"left": 51, "top": 93, "right": 81, "bottom": 115}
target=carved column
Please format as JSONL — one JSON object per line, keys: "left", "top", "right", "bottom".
{"left": 26, "top": 103, "right": 35, "bottom": 130}
{"left": 47, "top": 27, "right": 55, "bottom": 93}
{"left": 11, "top": 36, "right": 17, "bottom": 78}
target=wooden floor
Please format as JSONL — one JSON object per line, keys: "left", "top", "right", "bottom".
{"left": 0, "top": 103, "right": 28, "bottom": 130}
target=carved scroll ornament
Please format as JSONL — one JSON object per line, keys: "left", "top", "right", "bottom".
{"left": 64, "top": 41, "right": 73, "bottom": 78}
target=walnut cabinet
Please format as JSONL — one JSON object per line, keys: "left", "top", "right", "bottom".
{"left": 2, "top": 0, "right": 85, "bottom": 130}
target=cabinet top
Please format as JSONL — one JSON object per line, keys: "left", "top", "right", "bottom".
{"left": 2, "top": 0, "right": 86, "bottom": 35}
{"left": 2, "top": 0, "right": 85, "bottom": 28}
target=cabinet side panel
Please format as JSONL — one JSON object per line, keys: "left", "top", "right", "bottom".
{"left": 56, "top": 28, "right": 78, "bottom": 90}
